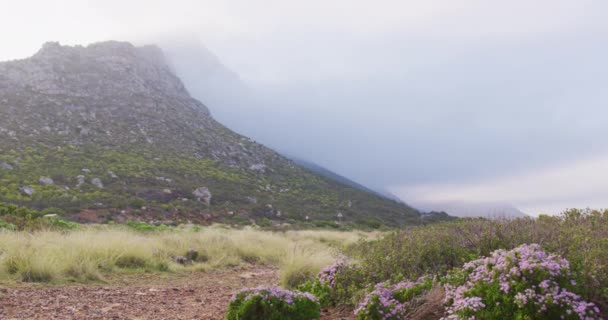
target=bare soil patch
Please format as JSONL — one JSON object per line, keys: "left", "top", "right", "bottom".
{"left": 0, "top": 267, "right": 354, "bottom": 320}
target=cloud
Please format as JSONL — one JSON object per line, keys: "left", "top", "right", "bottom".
{"left": 392, "top": 153, "right": 608, "bottom": 215}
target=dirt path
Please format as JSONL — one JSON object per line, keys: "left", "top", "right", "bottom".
{"left": 0, "top": 267, "right": 353, "bottom": 320}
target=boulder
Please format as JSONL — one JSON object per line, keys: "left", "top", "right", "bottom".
{"left": 19, "top": 185, "right": 35, "bottom": 196}
{"left": 91, "top": 178, "right": 104, "bottom": 188}
{"left": 39, "top": 176, "right": 54, "bottom": 185}
{"left": 76, "top": 175, "right": 85, "bottom": 187}
{"left": 0, "top": 162, "right": 13, "bottom": 170}
{"left": 192, "top": 187, "right": 212, "bottom": 205}
{"left": 186, "top": 249, "right": 199, "bottom": 261}
{"left": 249, "top": 163, "right": 266, "bottom": 172}
{"left": 173, "top": 256, "right": 189, "bottom": 265}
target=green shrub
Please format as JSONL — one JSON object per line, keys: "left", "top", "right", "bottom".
{"left": 125, "top": 221, "right": 171, "bottom": 232}
{"left": 40, "top": 207, "right": 66, "bottom": 216}
{"left": 42, "top": 216, "right": 80, "bottom": 230}
{"left": 0, "top": 220, "right": 16, "bottom": 231}
{"left": 298, "top": 279, "right": 332, "bottom": 308}
{"left": 0, "top": 202, "right": 79, "bottom": 231}
{"left": 226, "top": 286, "right": 320, "bottom": 320}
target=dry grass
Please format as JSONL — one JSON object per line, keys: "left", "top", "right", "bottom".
{"left": 0, "top": 225, "right": 374, "bottom": 285}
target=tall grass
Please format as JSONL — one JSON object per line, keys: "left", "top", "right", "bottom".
{"left": 0, "top": 225, "right": 372, "bottom": 285}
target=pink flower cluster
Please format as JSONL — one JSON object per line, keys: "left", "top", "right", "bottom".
{"left": 231, "top": 285, "right": 318, "bottom": 305}
{"left": 354, "top": 277, "right": 428, "bottom": 320}
{"left": 318, "top": 259, "right": 348, "bottom": 288}
{"left": 443, "top": 244, "right": 601, "bottom": 320}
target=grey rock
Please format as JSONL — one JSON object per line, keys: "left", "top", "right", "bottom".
{"left": 245, "top": 196, "right": 257, "bottom": 204}
{"left": 249, "top": 163, "right": 266, "bottom": 172}
{"left": 39, "top": 176, "right": 54, "bottom": 185}
{"left": 185, "top": 249, "right": 199, "bottom": 261}
{"left": 108, "top": 171, "right": 118, "bottom": 179}
{"left": 173, "top": 256, "right": 189, "bottom": 265}
{"left": 76, "top": 175, "right": 85, "bottom": 187}
{"left": 20, "top": 185, "right": 35, "bottom": 196}
{"left": 91, "top": 178, "right": 104, "bottom": 189}
{"left": 193, "top": 187, "right": 212, "bottom": 205}
{"left": 0, "top": 162, "right": 13, "bottom": 170}
{"left": 82, "top": 168, "right": 91, "bottom": 173}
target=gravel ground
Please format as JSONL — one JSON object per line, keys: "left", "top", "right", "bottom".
{"left": 0, "top": 267, "right": 354, "bottom": 320}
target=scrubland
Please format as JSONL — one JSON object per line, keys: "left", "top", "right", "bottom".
{"left": 2, "top": 208, "right": 608, "bottom": 319}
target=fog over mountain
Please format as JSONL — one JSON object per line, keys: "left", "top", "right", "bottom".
{"left": 2, "top": 1, "right": 608, "bottom": 216}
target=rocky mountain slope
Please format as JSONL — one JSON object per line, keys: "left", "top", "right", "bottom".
{"left": 0, "top": 41, "right": 423, "bottom": 227}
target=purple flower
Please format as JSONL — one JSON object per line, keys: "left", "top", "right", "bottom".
{"left": 318, "top": 258, "right": 349, "bottom": 288}
{"left": 231, "top": 285, "right": 319, "bottom": 305}
{"left": 355, "top": 277, "right": 429, "bottom": 320}
{"left": 442, "top": 244, "right": 601, "bottom": 320}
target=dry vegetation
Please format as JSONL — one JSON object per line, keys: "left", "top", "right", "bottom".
{"left": 0, "top": 225, "right": 377, "bottom": 286}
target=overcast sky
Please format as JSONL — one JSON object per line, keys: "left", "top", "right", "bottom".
{"left": 2, "top": 0, "right": 608, "bottom": 215}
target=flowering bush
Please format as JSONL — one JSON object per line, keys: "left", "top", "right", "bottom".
{"left": 443, "top": 244, "right": 601, "bottom": 320}
{"left": 319, "top": 259, "right": 348, "bottom": 288}
{"left": 354, "top": 277, "right": 433, "bottom": 320}
{"left": 226, "top": 285, "right": 320, "bottom": 320}
{"left": 299, "top": 259, "right": 349, "bottom": 307}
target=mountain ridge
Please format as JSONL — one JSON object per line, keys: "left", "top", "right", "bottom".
{"left": 0, "top": 41, "right": 424, "bottom": 227}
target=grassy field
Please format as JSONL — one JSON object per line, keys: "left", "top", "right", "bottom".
{"left": 0, "top": 225, "right": 376, "bottom": 286}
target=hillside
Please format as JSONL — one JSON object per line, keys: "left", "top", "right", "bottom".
{"left": 0, "top": 41, "right": 423, "bottom": 227}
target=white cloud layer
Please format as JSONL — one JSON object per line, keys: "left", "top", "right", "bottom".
{"left": 393, "top": 154, "right": 608, "bottom": 215}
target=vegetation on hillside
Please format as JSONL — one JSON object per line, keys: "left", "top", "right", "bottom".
{"left": 0, "top": 144, "right": 422, "bottom": 228}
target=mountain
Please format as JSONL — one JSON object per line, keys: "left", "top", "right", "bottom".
{"left": 412, "top": 201, "right": 528, "bottom": 219}
{"left": 0, "top": 41, "right": 423, "bottom": 227}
